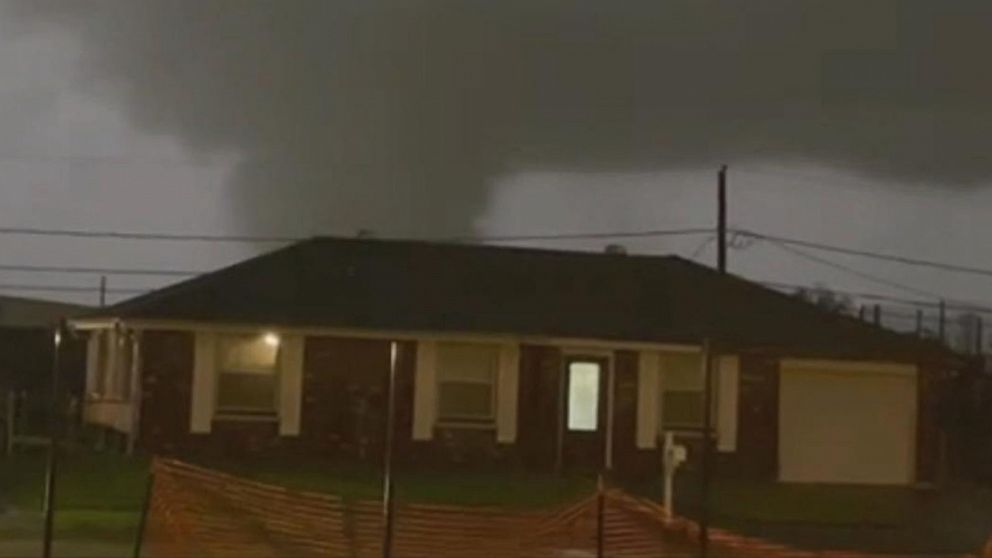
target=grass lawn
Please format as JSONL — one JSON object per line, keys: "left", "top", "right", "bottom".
{"left": 196, "top": 455, "right": 596, "bottom": 509}
{"left": 1, "top": 450, "right": 594, "bottom": 544}
{"left": 4, "top": 449, "right": 989, "bottom": 554}
{"left": 631, "top": 474, "right": 992, "bottom": 554}
{"left": 0, "top": 449, "right": 147, "bottom": 543}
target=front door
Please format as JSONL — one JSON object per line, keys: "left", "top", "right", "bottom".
{"left": 560, "top": 356, "right": 609, "bottom": 472}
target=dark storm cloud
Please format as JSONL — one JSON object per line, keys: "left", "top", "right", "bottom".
{"left": 7, "top": 0, "right": 992, "bottom": 235}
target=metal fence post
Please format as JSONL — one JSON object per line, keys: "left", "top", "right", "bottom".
{"left": 42, "top": 322, "right": 64, "bottom": 558}
{"left": 3, "top": 390, "right": 14, "bottom": 456}
{"left": 596, "top": 473, "right": 605, "bottom": 558}
{"left": 132, "top": 472, "right": 156, "bottom": 558}
{"left": 699, "top": 338, "right": 714, "bottom": 558}
{"left": 381, "top": 341, "right": 399, "bottom": 558}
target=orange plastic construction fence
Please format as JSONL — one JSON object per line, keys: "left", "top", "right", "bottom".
{"left": 137, "top": 458, "right": 980, "bottom": 558}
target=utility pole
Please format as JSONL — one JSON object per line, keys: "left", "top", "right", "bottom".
{"left": 717, "top": 165, "right": 728, "bottom": 274}
{"left": 99, "top": 276, "right": 107, "bottom": 307}
{"left": 699, "top": 339, "right": 714, "bottom": 558}
{"left": 701, "top": 165, "right": 727, "bottom": 558}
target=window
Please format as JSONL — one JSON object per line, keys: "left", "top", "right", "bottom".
{"left": 216, "top": 334, "right": 280, "bottom": 415}
{"left": 567, "top": 361, "right": 601, "bottom": 431}
{"left": 436, "top": 343, "right": 498, "bottom": 423}
{"left": 659, "top": 353, "right": 710, "bottom": 431}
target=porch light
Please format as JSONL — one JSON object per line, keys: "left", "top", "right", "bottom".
{"left": 263, "top": 332, "right": 281, "bottom": 347}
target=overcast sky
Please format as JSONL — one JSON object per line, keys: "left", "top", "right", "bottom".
{"left": 1, "top": 1, "right": 991, "bottom": 334}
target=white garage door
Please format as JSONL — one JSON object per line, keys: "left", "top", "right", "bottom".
{"left": 779, "top": 361, "right": 917, "bottom": 485}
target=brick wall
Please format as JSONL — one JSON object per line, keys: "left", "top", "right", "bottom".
{"left": 134, "top": 329, "right": 944, "bottom": 486}
{"left": 517, "top": 344, "right": 563, "bottom": 471}
{"left": 300, "top": 336, "right": 390, "bottom": 458}
{"left": 140, "top": 330, "right": 294, "bottom": 456}
{"left": 612, "top": 349, "right": 660, "bottom": 477}
{"left": 137, "top": 332, "right": 529, "bottom": 468}
{"left": 139, "top": 330, "right": 194, "bottom": 453}
{"left": 141, "top": 333, "right": 413, "bottom": 459}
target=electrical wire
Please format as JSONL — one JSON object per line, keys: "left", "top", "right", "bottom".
{"left": 1, "top": 220, "right": 991, "bottom": 283}
{"left": 0, "top": 263, "right": 200, "bottom": 276}
{"left": 761, "top": 238, "right": 944, "bottom": 299}
{"left": 0, "top": 225, "right": 715, "bottom": 245}
{"left": 0, "top": 226, "right": 300, "bottom": 243}
{"left": 734, "top": 228, "right": 992, "bottom": 280}
{"left": 0, "top": 284, "right": 146, "bottom": 294}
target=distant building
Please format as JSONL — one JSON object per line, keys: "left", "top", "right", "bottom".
{"left": 0, "top": 294, "right": 89, "bottom": 329}
{"left": 0, "top": 295, "right": 89, "bottom": 443}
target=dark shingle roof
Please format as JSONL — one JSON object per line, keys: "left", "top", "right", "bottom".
{"left": 92, "top": 237, "right": 950, "bottom": 361}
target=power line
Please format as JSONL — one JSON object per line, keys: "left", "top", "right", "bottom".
{"left": 0, "top": 227, "right": 714, "bottom": 277}
{"left": 760, "top": 280, "right": 918, "bottom": 308}
{"left": 688, "top": 236, "right": 715, "bottom": 262}
{"left": 450, "top": 228, "right": 714, "bottom": 243}
{"left": 757, "top": 280, "right": 992, "bottom": 314}
{"left": 0, "top": 263, "right": 200, "bottom": 276}
{"left": 0, "top": 220, "right": 990, "bottom": 281}
{"left": 0, "top": 284, "right": 146, "bottom": 294}
{"left": 0, "top": 152, "right": 217, "bottom": 167}
{"left": 760, "top": 238, "right": 944, "bottom": 299}
{"left": 1, "top": 221, "right": 991, "bottom": 310}
{"left": 1, "top": 218, "right": 991, "bottom": 282}
{"left": 735, "top": 228, "right": 992, "bottom": 280}
{"left": 0, "top": 225, "right": 715, "bottom": 244}
{"left": 0, "top": 226, "right": 301, "bottom": 243}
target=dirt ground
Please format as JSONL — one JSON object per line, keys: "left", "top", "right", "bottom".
{"left": 0, "top": 539, "right": 129, "bottom": 558}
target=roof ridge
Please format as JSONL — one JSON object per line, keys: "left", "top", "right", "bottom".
{"left": 308, "top": 235, "right": 684, "bottom": 262}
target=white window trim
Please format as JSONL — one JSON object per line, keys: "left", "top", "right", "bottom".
{"left": 560, "top": 348, "right": 616, "bottom": 469}
{"left": 190, "top": 331, "right": 304, "bottom": 435}
{"left": 564, "top": 360, "right": 604, "bottom": 433}
{"left": 657, "top": 352, "right": 713, "bottom": 435}
{"left": 434, "top": 342, "right": 500, "bottom": 427}
{"left": 213, "top": 334, "right": 283, "bottom": 419}
{"left": 654, "top": 353, "right": 738, "bottom": 453}
{"left": 412, "top": 340, "right": 519, "bottom": 442}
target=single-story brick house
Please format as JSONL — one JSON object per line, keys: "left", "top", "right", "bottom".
{"left": 71, "top": 237, "right": 963, "bottom": 485}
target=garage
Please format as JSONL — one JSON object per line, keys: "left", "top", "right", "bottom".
{"left": 778, "top": 360, "right": 917, "bottom": 485}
